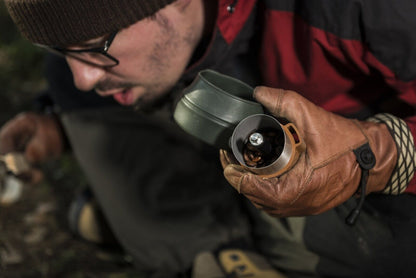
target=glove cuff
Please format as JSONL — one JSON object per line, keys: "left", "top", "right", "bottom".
{"left": 367, "top": 113, "right": 416, "bottom": 194}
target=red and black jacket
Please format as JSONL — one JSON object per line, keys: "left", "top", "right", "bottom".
{"left": 203, "top": 0, "right": 416, "bottom": 193}
{"left": 47, "top": 0, "right": 416, "bottom": 192}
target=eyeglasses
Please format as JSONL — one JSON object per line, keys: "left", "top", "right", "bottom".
{"left": 37, "top": 31, "right": 119, "bottom": 67}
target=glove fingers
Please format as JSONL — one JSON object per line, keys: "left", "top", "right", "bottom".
{"left": 219, "top": 149, "right": 239, "bottom": 169}
{"left": 254, "top": 86, "right": 368, "bottom": 163}
{"left": 253, "top": 86, "right": 285, "bottom": 116}
{"left": 224, "top": 164, "right": 277, "bottom": 196}
{"left": 223, "top": 164, "right": 250, "bottom": 193}
{"left": 224, "top": 164, "right": 285, "bottom": 214}
{"left": 253, "top": 86, "right": 329, "bottom": 126}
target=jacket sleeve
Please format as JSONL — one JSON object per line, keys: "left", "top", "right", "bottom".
{"left": 362, "top": 0, "right": 416, "bottom": 193}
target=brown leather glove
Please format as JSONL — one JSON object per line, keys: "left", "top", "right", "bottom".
{"left": 221, "top": 87, "right": 397, "bottom": 217}
{"left": 0, "top": 112, "right": 65, "bottom": 184}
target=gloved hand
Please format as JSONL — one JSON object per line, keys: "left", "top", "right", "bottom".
{"left": 0, "top": 112, "right": 65, "bottom": 184}
{"left": 220, "top": 87, "right": 398, "bottom": 217}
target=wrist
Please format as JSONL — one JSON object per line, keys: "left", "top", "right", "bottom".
{"left": 365, "top": 114, "right": 415, "bottom": 194}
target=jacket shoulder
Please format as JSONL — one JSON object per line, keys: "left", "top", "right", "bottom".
{"left": 263, "top": 0, "right": 416, "bottom": 80}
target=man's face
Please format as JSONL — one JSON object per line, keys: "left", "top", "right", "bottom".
{"left": 65, "top": 0, "right": 204, "bottom": 109}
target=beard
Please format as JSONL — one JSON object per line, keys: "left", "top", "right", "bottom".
{"left": 95, "top": 79, "right": 172, "bottom": 113}
{"left": 133, "top": 80, "right": 189, "bottom": 114}
{"left": 132, "top": 92, "right": 171, "bottom": 113}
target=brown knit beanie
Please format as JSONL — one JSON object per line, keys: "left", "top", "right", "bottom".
{"left": 4, "top": 0, "right": 177, "bottom": 46}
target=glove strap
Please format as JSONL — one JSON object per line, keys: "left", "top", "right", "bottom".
{"left": 346, "top": 143, "right": 376, "bottom": 225}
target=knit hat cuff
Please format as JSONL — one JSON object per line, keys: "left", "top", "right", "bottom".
{"left": 5, "top": 0, "right": 176, "bottom": 46}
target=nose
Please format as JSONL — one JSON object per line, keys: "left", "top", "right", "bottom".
{"left": 66, "top": 58, "right": 106, "bottom": 91}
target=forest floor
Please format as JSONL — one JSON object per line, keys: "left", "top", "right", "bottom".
{"left": 0, "top": 154, "right": 145, "bottom": 278}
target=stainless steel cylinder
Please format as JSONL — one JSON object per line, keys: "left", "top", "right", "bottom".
{"left": 231, "top": 114, "right": 304, "bottom": 177}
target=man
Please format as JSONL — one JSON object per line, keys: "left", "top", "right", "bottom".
{"left": 2, "top": 0, "right": 416, "bottom": 277}
{"left": 1, "top": 1, "right": 254, "bottom": 277}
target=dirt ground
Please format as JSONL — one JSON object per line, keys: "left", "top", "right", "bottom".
{"left": 0, "top": 156, "right": 146, "bottom": 278}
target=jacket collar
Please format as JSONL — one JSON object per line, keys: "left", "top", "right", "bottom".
{"left": 166, "top": 0, "right": 259, "bottom": 114}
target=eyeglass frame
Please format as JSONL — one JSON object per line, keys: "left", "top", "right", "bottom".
{"left": 36, "top": 31, "right": 119, "bottom": 67}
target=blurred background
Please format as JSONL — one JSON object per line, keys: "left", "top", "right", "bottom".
{"left": 0, "top": 2, "right": 46, "bottom": 119}
{"left": 0, "top": 3, "right": 142, "bottom": 277}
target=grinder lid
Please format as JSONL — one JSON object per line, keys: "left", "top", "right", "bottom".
{"left": 173, "top": 70, "right": 264, "bottom": 149}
